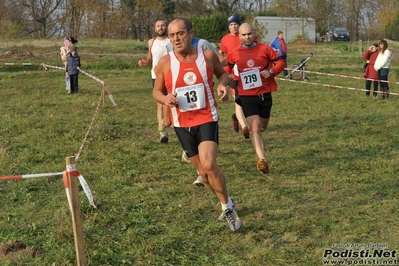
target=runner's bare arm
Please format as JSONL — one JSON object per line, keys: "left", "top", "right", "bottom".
{"left": 138, "top": 39, "right": 153, "bottom": 66}
{"left": 152, "top": 55, "right": 177, "bottom": 106}
{"left": 205, "top": 50, "right": 229, "bottom": 103}
{"left": 216, "top": 51, "right": 227, "bottom": 66}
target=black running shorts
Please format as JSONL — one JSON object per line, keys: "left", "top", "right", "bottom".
{"left": 174, "top": 122, "right": 219, "bottom": 158}
{"left": 240, "top": 93, "right": 273, "bottom": 119}
{"left": 228, "top": 80, "right": 239, "bottom": 100}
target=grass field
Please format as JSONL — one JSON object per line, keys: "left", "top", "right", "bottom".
{"left": 0, "top": 39, "right": 398, "bottom": 265}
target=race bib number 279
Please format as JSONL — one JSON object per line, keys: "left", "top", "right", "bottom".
{"left": 240, "top": 69, "right": 262, "bottom": 90}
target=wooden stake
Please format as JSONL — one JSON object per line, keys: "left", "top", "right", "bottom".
{"left": 66, "top": 156, "right": 88, "bottom": 266}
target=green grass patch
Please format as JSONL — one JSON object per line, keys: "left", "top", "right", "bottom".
{"left": 0, "top": 39, "right": 398, "bottom": 265}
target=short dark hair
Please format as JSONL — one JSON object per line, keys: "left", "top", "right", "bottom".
{"left": 155, "top": 19, "right": 167, "bottom": 26}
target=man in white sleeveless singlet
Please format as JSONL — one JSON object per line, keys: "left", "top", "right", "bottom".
{"left": 138, "top": 19, "right": 171, "bottom": 144}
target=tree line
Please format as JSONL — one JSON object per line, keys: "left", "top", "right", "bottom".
{"left": 0, "top": 0, "right": 398, "bottom": 42}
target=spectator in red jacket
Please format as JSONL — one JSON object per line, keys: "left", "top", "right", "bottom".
{"left": 363, "top": 42, "right": 379, "bottom": 98}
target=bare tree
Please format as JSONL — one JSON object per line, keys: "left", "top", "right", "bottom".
{"left": 273, "top": 0, "right": 316, "bottom": 40}
{"left": 67, "top": 0, "right": 86, "bottom": 38}
{"left": 253, "top": 0, "right": 274, "bottom": 11}
{"left": 17, "top": 0, "right": 63, "bottom": 38}
{"left": 0, "top": 0, "right": 394, "bottom": 41}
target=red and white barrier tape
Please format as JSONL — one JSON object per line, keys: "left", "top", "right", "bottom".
{"left": 0, "top": 62, "right": 41, "bottom": 66}
{"left": 3, "top": 62, "right": 120, "bottom": 106}
{"left": 0, "top": 172, "right": 64, "bottom": 181}
{"left": 1, "top": 62, "right": 115, "bottom": 183}
{"left": 286, "top": 68, "right": 396, "bottom": 85}
{"left": 39, "top": 64, "right": 119, "bottom": 160}
{"left": 65, "top": 163, "right": 96, "bottom": 208}
{"left": 1, "top": 170, "right": 95, "bottom": 208}
{"left": 74, "top": 88, "right": 104, "bottom": 162}
{"left": 41, "top": 64, "right": 119, "bottom": 107}
{"left": 78, "top": 68, "right": 119, "bottom": 107}
{"left": 78, "top": 174, "right": 96, "bottom": 208}
{"left": 63, "top": 171, "right": 73, "bottom": 212}
{"left": 278, "top": 77, "right": 398, "bottom": 96}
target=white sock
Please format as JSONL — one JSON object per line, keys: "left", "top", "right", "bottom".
{"left": 221, "top": 196, "right": 233, "bottom": 211}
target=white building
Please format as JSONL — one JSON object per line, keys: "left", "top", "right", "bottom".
{"left": 255, "top": 16, "right": 316, "bottom": 44}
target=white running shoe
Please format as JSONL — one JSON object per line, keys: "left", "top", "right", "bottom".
{"left": 193, "top": 175, "right": 204, "bottom": 186}
{"left": 159, "top": 131, "right": 168, "bottom": 144}
{"left": 224, "top": 207, "right": 242, "bottom": 232}
{"left": 181, "top": 151, "right": 190, "bottom": 162}
{"left": 218, "top": 198, "right": 235, "bottom": 221}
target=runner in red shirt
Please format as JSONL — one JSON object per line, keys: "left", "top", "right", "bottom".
{"left": 153, "top": 17, "right": 242, "bottom": 232}
{"left": 226, "top": 23, "right": 286, "bottom": 174}
{"left": 166, "top": 35, "right": 228, "bottom": 186}
{"left": 219, "top": 15, "right": 250, "bottom": 139}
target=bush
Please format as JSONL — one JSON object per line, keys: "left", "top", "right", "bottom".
{"left": 290, "top": 32, "right": 309, "bottom": 43}
{"left": 188, "top": 12, "right": 228, "bottom": 42}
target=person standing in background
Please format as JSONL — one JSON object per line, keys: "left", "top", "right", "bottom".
{"left": 65, "top": 46, "right": 81, "bottom": 94}
{"left": 363, "top": 42, "right": 379, "bottom": 98}
{"left": 269, "top": 31, "right": 288, "bottom": 77}
{"left": 62, "top": 37, "right": 78, "bottom": 94}
{"left": 374, "top": 39, "right": 392, "bottom": 100}
{"left": 219, "top": 15, "right": 250, "bottom": 139}
{"left": 66, "top": 37, "right": 78, "bottom": 53}
{"left": 60, "top": 37, "right": 70, "bottom": 92}
{"left": 138, "top": 19, "right": 171, "bottom": 143}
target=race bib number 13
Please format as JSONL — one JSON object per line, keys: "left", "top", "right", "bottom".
{"left": 240, "top": 69, "right": 262, "bottom": 90}
{"left": 176, "top": 84, "right": 206, "bottom": 112}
